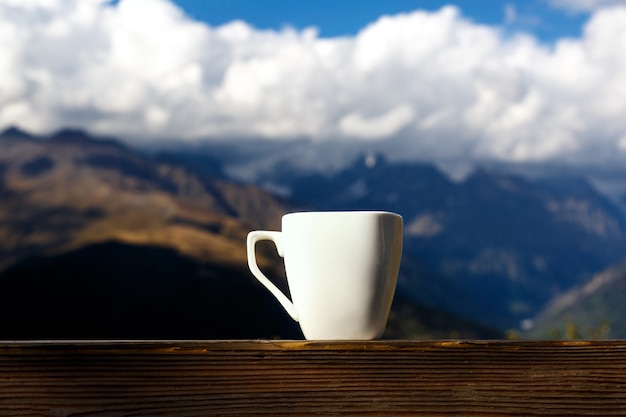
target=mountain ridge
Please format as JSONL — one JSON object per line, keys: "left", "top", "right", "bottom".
{"left": 0, "top": 127, "right": 500, "bottom": 339}
{"left": 262, "top": 152, "right": 626, "bottom": 329}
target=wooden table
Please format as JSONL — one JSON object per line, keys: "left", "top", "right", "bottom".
{"left": 0, "top": 340, "right": 625, "bottom": 416}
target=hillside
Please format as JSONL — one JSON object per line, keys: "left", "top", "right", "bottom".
{"left": 0, "top": 127, "right": 298, "bottom": 338}
{"left": 0, "top": 127, "right": 500, "bottom": 339}
{"left": 527, "top": 258, "right": 626, "bottom": 339}
{"left": 0, "top": 127, "right": 287, "bottom": 270}
{"left": 0, "top": 241, "right": 304, "bottom": 339}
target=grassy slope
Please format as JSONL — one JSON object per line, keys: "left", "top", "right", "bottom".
{"left": 527, "top": 258, "right": 626, "bottom": 339}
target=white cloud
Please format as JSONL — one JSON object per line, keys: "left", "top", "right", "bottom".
{"left": 504, "top": 3, "right": 518, "bottom": 24}
{"left": 339, "top": 105, "right": 415, "bottom": 140}
{"left": 549, "top": 0, "right": 626, "bottom": 13}
{"left": 2, "top": 0, "right": 626, "bottom": 165}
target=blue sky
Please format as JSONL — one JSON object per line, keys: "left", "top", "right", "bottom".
{"left": 173, "top": 0, "right": 587, "bottom": 41}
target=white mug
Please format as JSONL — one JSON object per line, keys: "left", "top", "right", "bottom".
{"left": 247, "top": 211, "right": 403, "bottom": 340}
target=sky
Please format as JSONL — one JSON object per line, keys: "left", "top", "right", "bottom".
{"left": 175, "top": 0, "right": 587, "bottom": 41}
{"left": 2, "top": 0, "right": 626, "bottom": 166}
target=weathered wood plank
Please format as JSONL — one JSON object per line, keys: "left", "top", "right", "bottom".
{"left": 0, "top": 340, "right": 625, "bottom": 416}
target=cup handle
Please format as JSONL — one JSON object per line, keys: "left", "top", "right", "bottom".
{"left": 246, "top": 231, "right": 299, "bottom": 322}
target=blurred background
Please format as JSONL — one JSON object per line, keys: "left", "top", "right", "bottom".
{"left": 1, "top": 0, "right": 626, "bottom": 340}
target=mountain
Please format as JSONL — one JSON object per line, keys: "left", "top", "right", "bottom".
{"left": 527, "top": 257, "right": 626, "bottom": 339}
{"left": 0, "top": 127, "right": 297, "bottom": 338}
{"left": 384, "top": 292, "right": 501, "bottom": 339}
{"left": 11, "top": 128, "right": 620, "bottom": 335}
{"left": 0, "top": 241, "right": 303, "bottom": 339}
{"left": 0, "top": 127, "right": 499, "bottom": 339}
{"left": 267, "top": 154, "right": 626, "bottom": 329}
{"left": 0, "top": 240, "right": 499, "bottom": 340}
{"left": 0, "top": 127, "right": 287, "bottom": 268}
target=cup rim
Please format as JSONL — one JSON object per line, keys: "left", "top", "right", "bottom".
{"left": 283, "top": 210, "right": 402, "bottom": 219}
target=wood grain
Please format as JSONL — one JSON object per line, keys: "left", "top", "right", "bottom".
{"left": 1, "top": 340, "right": 625, "bottom": 416}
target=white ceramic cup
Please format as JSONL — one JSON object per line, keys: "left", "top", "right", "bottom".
{"left": 247, "top": 211, "right": 403, "bottom": 340}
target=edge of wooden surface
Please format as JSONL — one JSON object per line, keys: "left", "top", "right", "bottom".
{"left": 1, "top": 339, "right": 626, "bottom": 351}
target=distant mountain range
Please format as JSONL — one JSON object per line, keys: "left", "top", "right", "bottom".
{"left": 0, "top": 127, "right": 499, "bottom": 339}
{"left": 256, "top": 153, "right": 626, "bottom": 329}
{"left": 190, "top": 137, "right": 626, "bottom": 335}
{"left": 3, "top": 126, "right": 626, "bottom": 338}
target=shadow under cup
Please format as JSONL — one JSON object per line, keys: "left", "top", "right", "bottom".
{"left": 247, "top": 211, "right": 403, "bottom": 340}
